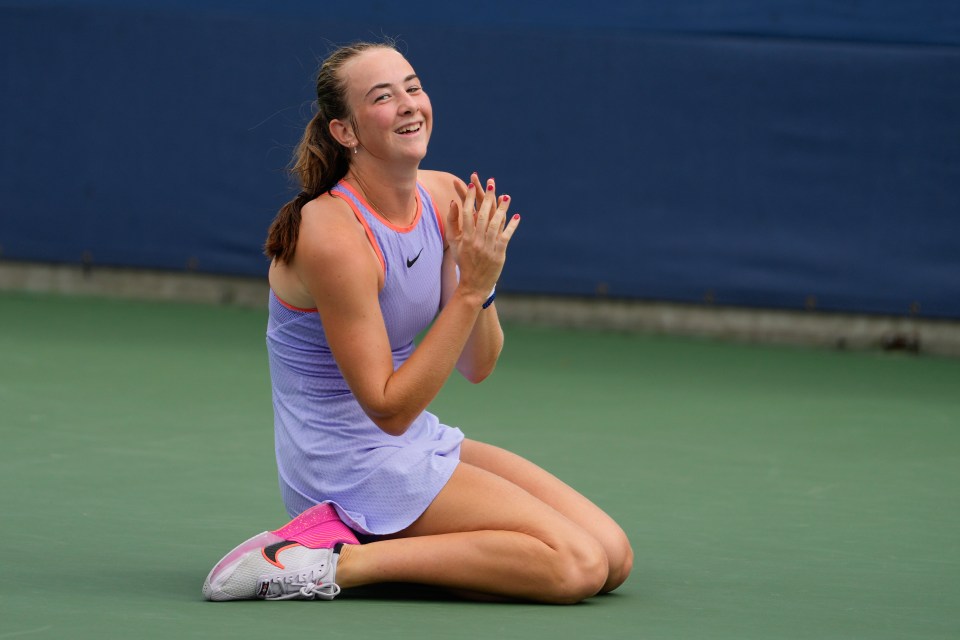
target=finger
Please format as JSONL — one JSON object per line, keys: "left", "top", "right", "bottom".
{"left": 456, "top": 173, "right": 483, "bottom": 215}
{"left": 471, "top": 173, "right": 488, "bottom": 217}
{"left": 470, "top": 172, "right": 484, "bottom": 205}
{"left": 475, "top": 181, "right": 495, "bottom": 236}
{"left": 487, "top": 194, "right": 509, "bottom": 242}
{"left": 462, "top": 183, "right": 478, "bottom": 238}
{"left": 447, "top": 199, "right": 462, "bottom": 240}
{"left": 499, "top": 213, "right": 521, "bottom": 244}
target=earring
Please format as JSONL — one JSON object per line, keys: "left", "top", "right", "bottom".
{"left": 352, "top": 145, "right": 358, "bottom": 155}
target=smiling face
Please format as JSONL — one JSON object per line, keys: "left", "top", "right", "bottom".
{"left": 335, "top": 47, "right": 432, "bottom": 165}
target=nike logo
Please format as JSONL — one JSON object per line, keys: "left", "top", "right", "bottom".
{"left": 406, "top": 248, "right": 424, "bottom": 268}
{"left": 262, "top": 540, "right": 299, "bottom": 570}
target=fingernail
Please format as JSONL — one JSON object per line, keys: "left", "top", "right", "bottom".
{"left": 487, "top": 184, "right": 494, "bottom": 191}
{"left": 513, "top": 214, "right": 520, "bottom": 220}
{"left": 467, "top": 183, "right": 474, "bottom": 189}
{"left": 502, "top": 195, "right": 510, "bottom": 201}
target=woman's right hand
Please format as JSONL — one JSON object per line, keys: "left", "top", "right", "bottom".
{"left": 447, "top": 176, "right": 521, "bottom": 302}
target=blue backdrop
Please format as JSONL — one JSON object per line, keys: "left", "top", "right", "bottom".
{"left": 2, "top": 1, "right": 958, "bottom": 317}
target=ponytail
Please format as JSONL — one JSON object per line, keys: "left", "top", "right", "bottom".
{"left": 263, "top": 112, "right": 349, "bottom": 263}
{"left": 263, "top": 191, "right": 311, "bottom": 264}
{"left": 264, "top": 40, "right": 396, "bottom": 264}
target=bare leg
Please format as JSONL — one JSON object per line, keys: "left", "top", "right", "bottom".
{"left": 333, "top": 462, "right": 609, "bottom": 604}
{"left": 459, "top": 439, "right": 633, "bottom": 593}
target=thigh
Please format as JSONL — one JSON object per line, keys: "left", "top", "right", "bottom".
{"left": 380, "top": 461, "right": 611, "bottom": 602}
{"left": 459, "top": 439, "right": 631, "bottom": 565}
{"left": 394, "top": 460, "right": 590, "bottom": 550}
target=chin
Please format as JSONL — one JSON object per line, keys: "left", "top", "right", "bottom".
{"left": 402, "top": 144, "right": 429, "bottom": 162}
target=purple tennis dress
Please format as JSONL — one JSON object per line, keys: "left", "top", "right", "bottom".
{"left": 267, "top": 180, "right": 464, "bottom": 535}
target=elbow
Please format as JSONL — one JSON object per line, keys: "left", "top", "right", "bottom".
{"left": 462, "top": 361, "right": 496, "bottom": 384}
{"left": 358, "top": 392, "right": 415, "bottom": 436}
{"left": 359, "top": 385, "right": 429, "bottom": 436}
{"left": 460, "top": 339, "right": 502, "bottom": 384}
{"left": 367, "top": 408, "right": 415, "bottom": 437}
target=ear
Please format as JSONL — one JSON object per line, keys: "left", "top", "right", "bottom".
{"left": 329, "top": 118, "right": 357, "bottom": 150}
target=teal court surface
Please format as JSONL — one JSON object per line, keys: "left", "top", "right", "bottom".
{"left": 1, "top": 292, "right": 958, "bottom": 639}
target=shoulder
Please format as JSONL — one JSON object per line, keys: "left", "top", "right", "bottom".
{"left": 418, "top": 169, "right": 465, "bottom": 205}
{"left": 299, "top": 191, "right": 358, "bottom": 245}
{"left": 269, "top": 191, "right": 374, "bottom": 307}
{"left": 296, "top": 191, "right": 377, "bottom": 276}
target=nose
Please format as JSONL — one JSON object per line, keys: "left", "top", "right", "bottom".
{"left": 398, "top": 91, "right": 419, "bottom": 115}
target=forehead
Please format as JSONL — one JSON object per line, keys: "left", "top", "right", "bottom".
{"left": 341, "top": 48, "right": 417, "bottom": 95}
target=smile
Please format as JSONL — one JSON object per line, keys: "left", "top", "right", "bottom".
{"left": 395, "top": 123, "right": 422, "bottom": 135}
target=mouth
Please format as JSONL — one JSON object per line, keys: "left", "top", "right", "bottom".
{"left": 394, "top": 122, "right": 423, "bottom": 135}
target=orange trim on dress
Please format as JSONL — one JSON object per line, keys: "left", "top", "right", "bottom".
{"left": 272, "top": 290, "right": 317, "bottom": 313}
{"left": 337, "top": 180, "right": 422, "bottom": 234}
{"left": 330, "top": 190, "right": 387, "bottom": 276}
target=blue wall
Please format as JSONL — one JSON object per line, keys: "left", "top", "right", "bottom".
{"left": 2, "top": 1, "right": 959, "bottom": 317}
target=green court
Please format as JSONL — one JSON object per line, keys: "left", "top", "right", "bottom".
{"left": 2, "top": 292, "right": 958, "bottom": 639}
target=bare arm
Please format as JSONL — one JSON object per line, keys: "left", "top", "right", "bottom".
{"left": 295, "top": 184, "right": 519, "bottom": 436}
{"left": 432, "top": 172, "right": 512, "bottom": 382}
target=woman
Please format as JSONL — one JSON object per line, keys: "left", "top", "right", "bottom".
{"left": 203, "top": 41, "right": 632, "bottom": 604}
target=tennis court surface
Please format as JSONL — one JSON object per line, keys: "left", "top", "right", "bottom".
{"left": 2, "top": 292, "right": 958, "bottom": 639}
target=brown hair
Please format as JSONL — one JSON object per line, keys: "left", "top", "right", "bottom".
{"left": 264, "top": 40, "right": 397, "bottom": 263}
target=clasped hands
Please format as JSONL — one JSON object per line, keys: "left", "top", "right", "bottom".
{"left": 446, "top": 173, "right": 521, "bottom": 301}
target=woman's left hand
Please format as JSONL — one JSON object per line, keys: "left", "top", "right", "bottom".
{"left": 446, "top": 173, "right": 520, "bottom": 302}
{"left": 447, "top": 172, "right": 508, "bottom": 268}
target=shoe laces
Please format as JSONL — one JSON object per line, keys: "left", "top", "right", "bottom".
{"left": 291, "top": 581, "right": 341, "bottom": 601}
{"left": 263, "top": 570, "right": 340, "bottom": 601}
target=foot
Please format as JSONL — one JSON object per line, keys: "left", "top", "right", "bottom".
{"left": 202, "top": 503, "right": 359, "bottom": 601}
{"left": 203, "top": 540, "right": 345, "bottom": 601}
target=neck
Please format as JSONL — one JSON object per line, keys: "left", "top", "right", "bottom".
{"left": 345, "top": 158, "right": 419, "bottom": 226}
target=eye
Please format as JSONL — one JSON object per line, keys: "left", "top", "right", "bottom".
{"left": 374, "top": 92, "right": 391, "bottom": 103}
{"left": 407, "top": 85, "right": 422, "bottom": 94}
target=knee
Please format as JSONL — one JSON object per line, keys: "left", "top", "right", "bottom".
{"left": 548, "top": 540, "right": 609, "bottom": 605}
{"left": 602, "top": 532, "right": 634, "bottom": 593}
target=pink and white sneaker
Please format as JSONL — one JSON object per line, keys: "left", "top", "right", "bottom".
{"left": 202, "top": 503, "right": 359, "bottom": 601}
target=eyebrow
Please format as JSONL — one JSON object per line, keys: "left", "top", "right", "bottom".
{"left": 364, "top": 74, "right": 419, "bottom": 99}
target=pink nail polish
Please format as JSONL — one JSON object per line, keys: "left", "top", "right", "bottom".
{"left": 467, "top": 183, "right": 474, "bottom": 189}
{"left": 487, "top": 184, "right": 494, "bottom": 191}
{"left": 502, "top": 195, "right": 510, "bottom": 201}
{"left": 513, "top": 214, "right": 520, "bottom": 220}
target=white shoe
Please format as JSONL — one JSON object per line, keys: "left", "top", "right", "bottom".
{"left": 202, "top": 535, "right": 344, "bottom": 601}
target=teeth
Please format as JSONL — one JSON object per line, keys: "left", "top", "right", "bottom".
{"left": 396, "top": 124, "right": 421, "bottom": 134}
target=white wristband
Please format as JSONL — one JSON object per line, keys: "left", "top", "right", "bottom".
{"left": 454, "top": 266, "right": 496, "bottom": 307}
{"left": 482, "top": 285, "right": 497, "bottom": 309}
